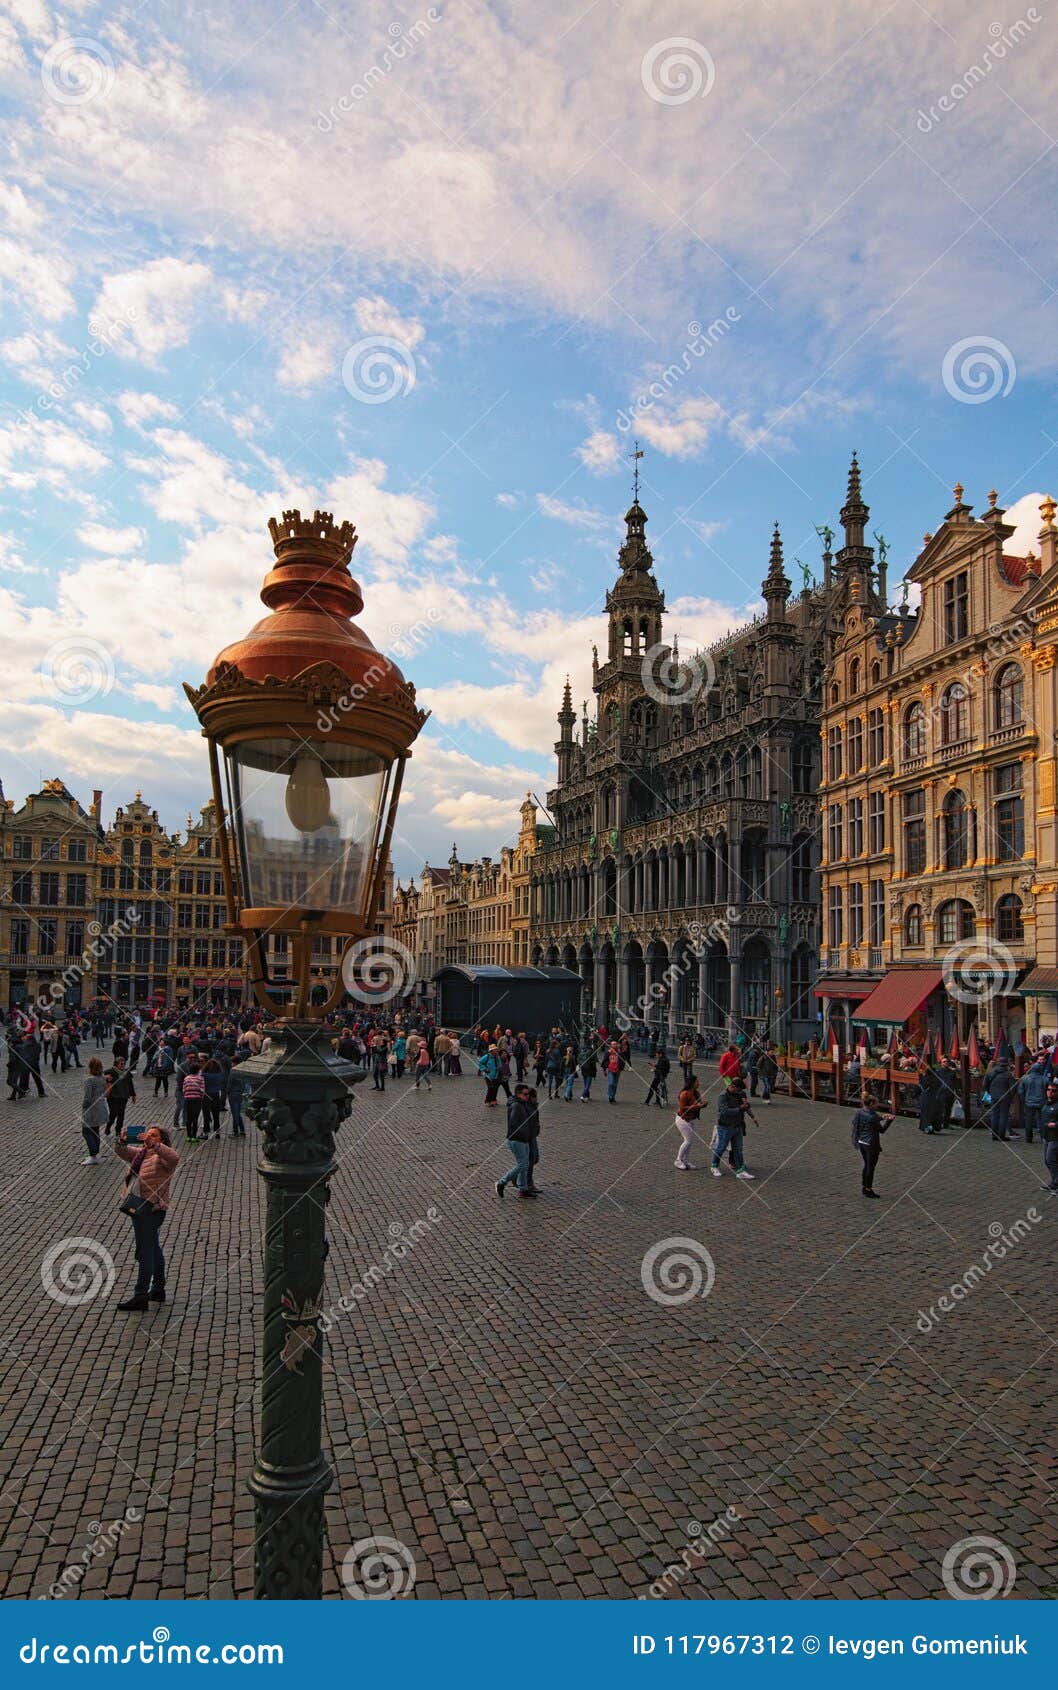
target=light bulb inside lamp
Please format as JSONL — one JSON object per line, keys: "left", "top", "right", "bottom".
{"left": 284, "top": 753, "right": 331, "bottom": 832}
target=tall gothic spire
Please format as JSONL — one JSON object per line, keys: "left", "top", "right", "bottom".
{"left": 557, "top": 675, "right": 575, "bottom": 737}
{"left": 840, "top": 451, "right": 869, "bottom": 552}
{"left": 762, "top": 521, "right": 790, "bottom": 617}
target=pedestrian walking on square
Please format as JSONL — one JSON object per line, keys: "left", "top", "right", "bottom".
{"left": 758, "top": 1044, "right": 777, "bottom": 1103}
{"left": 710, "top": 1081, "right": 756, "bottom": 1180}
{"left": 393, "top": 1032, "right": 407, "bottom": 1078}
{"left": 544, "top": 1039, "right": 563, "bottom": 1100}
{"left": 495, "top": 1082, "right": 539, "bottom": 1199}
{"left": 850, "top": 1088, "right": 893, "bottom": 1199}
{"left": 201, "top": 1058, "right": 225, "bottom": 1138}
{"left": 533, "top": 1038, "right": 547, "bottom": 1087}
{"left": 562, "top": 1044, "right": 578, "bottom": 1101}
{"left": 447, "top": 1034, "right": 463, "bottom": 1076}
{"left": 678, "top": 1036, "right": 696, "bottom": 1087}
{"left": 153, "top": 1042, "right": 174, "bottom": 1098}
{"left": 984, "top": 1054, "right": 1016, "bottom": 1140}
{"left": 645, "top": 1048, "right": 670, "bottom": 1108}
{"left": 226, "top": 1059, "right": 248, "bottom": 1136}
{"left": 579, "top": 1044, "right": 597, "bottom": 1101}
{"left": 80, "top": 1057, "right": 108, "bottom": 1164}
{"left": 413, "top": 1041, "right": 433, "bottom": 1090}
{"left": 605, "top": 1039, "right": 623, "bottom": 1103}
{"left": 478, "top": 1044, "right": 502, "bottom": 1106}
{"left": 718, "top": 1043, "right": 742, "bottom": 1088}
{"left": 1041, "top": 1081, "right": 1058, "bottom": 1191}
{"left": 1018, "top": 1056, "right": 1049, "bottom": 1145}
{"left": 674, "top": 1077, "right": 702, "bottom": 1170}
{"left": 181, "top": 1059, "right": 205, "bottom": 1142}
{"left": 114, "top": 1125, "right": 180, "bottom": 1311}
{"left": 370, "top": 1031, "right": 389, "bottom": 1091}
{"left": 104, "top": 1057, "right": 136, "bottom": 1136}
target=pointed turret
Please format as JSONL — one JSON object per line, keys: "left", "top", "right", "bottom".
{"left": 556, "top": 676, "right": 576, "bottom": 781}
{"left": 834, "top": 450, "right": 876, "bottom": 605}
{"left": 762, "top": 522, "right": 791, "bottom": 620}
{"left": 841, "top": 451, "right": 868, "bottom": 550}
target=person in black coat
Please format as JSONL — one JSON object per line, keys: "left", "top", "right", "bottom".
{"left": 851, "top": 1090, "right": 894, "bottom": 1197}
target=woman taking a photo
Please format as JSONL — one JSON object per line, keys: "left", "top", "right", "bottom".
{"left": 80, "top": 1056, "right": 108, "bottom": 1165}
{"left": 114, "top": 1125, "right": 180, "bottom": 1311}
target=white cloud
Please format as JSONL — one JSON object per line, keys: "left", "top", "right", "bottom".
{"left": 93, "top": 258, "right": 212, "bottom": 362}
{"left": 276, "top": 327, "right": 340, "bottom": 392}
{"left": 577, "top": 429, "right": 622, "bottom": 474}
{"left": 354, "top": 295, "right": 425, "bottom": 349}
{"left": 422, "top": 533, "right": 458, "bottom": 564}
{"left": 327, "top": 458, "right": 434, "bottom": 567}
{"left": 496, "top": 492, "right": 523, "bottom": 509}
{"left": 128, "top": 681, "right": 178, "bottom": 711}
{"left": 71, "top": 401, "right": 112, "bottom": 434}
{"left": 116, "top": 390, "right": 180, "bottom": 429}
{"left": 77, "top": 522, "right": 145, "bottom": 554}
{"left": 0, "top": 413, "right": 108, "bottom": 498}
{"left": 0, "top": 327, "right": 74, "bottom": 387}
{"left": 1002, "top": 491, "right": 1056, "bottom": 558}
{"left": 636, "top": 398, "right": 722, "bottom": 460}
{"left": 0, "top": 181, "right": 42, "bottom": 233}
{"left": 536, "top": 493, "right": 611, "bottom": 531}
{"left": 0, "top": 235, "right": 75, "bottom": 320}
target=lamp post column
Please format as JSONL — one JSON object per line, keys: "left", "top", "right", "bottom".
{"left": 243, "top": 1023, "right": 360, "bottom": 1599}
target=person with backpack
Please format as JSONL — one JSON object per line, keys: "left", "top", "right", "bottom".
{"left": 1018, "top": 1057, "right": 1049, "bottom": 1145}
{"left": 758, "top": 1044, "right": 778, "bottom": 1103}
{"left": 674, "top": 1076, "right": 703, "bottom": 1171}
{"left": 850, "top": 1088, "right": 894, "bottom": 1198}
{"left": 478, "top": 1044, "right": 502, "bottom": 1106}
{"left": 984, "top": 1054, "right": 1017, "bottom": 1141}
{"left": 710, "top": 1081, "right": 756, "bottom": 1180}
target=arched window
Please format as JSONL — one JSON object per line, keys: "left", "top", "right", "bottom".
{"left": 706, "top": 759, "right": 719, "bottom": 798}
{"left": 830, "top": 682, "right": 840, "bottom": 706}
{"left": 849, "top": 658, "right": 860, "bottom": 694}
{"left": 993, "top": 664, "right": 1024, "bottom": 729}
{"left": 995, "top": 893, "right": 1024, "bottom": 943}
{"left": 870, "top": 661, "right": 881, "bottom": 686}
{"left": 905, "top": 904, "right": 924, "bottom": 946}
{"left": 941, "top": 789, "right": 972, "bottom": 870}
{"left": 940, "top": 681, "right": 969, "bottom": 745}
{"left": 903, "top": 702, "right": 926, "bottom": 760}
{"left": 937, "top": 899, "right": 975, "bottom": 944}
{"left": 721, "top": 753, "right": 735, "bottom": 797}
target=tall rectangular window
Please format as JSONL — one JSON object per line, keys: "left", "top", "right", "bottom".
{"left": 869, "top": 880, "right": 885, "bottom": 946}
{"left": 848, "top": 883, "right": 864, "bottom": 946}
{"left": 942, "top": 571, "right": 969, "bottom": 643}
{"left": 903, "top": 789, "right": 926, "bottom": 874}
{"left": 847, "top": 718, "right": 864, "bottom": 774}
{"left": 827, "top": 725, "right": 843, "bottom": 781}
{"left": 868, "top": 791, "right": 885, "bottom": 853}
{"left": 847, "top": 797, "right": 864, "bottom": 856}
{"left": 867, "top": 707, "right": 885, "bottom": 765}
{"left": 994, "top": 762, "right": 1024, "bottom": 861}
{"left": 827, "top": 804, "right": 843, "bottom": 860}
{"left": 38, "top": 872, "right": 60, "bottom": 907}
{"left": 38, "top": 918, "right": 57, "bottom": 957}
{"left": 828, "top": 885, "right": 843, "bottom": 946}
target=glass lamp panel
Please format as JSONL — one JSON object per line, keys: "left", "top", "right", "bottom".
{"left": 225, "top": 737, "right": 387, "bottom": 916}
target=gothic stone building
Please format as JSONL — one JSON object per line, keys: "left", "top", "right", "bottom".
{"left": 528, "top": 458, "right": 886, "bottom": 1040}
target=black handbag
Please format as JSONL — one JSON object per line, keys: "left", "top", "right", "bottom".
{"left": 118, "top": 1173, "right": 152, "bottom": 1218}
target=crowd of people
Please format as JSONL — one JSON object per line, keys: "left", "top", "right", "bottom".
{"left": 3, "top": 998, "right": 1055, "bottom": 1308}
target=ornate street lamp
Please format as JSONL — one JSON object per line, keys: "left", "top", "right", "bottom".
{"left": 185, "top": 509, "right": 425, "bottom": 1599}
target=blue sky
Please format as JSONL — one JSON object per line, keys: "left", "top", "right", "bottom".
{"left": 1, "top": 0, "right": 1056, "bottom": 876}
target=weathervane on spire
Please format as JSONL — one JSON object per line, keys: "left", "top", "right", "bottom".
{"left": 631, "top": 439, "right": 644, "bottom": 502}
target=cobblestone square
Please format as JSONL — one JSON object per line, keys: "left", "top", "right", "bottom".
{"left": 1, "top": 1058, "right": 1055, "bottom": 1601}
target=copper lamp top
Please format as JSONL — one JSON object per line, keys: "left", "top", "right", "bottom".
{"left": 209, "top": 508, "right": 391, "bottom": 691}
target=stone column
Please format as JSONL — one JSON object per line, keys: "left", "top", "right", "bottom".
{"left": 728, "top": 953, "right": 742, "bottom": 1037}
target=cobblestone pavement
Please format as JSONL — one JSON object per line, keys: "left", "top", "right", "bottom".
{"left": 1, "top": 1048, "right": 1055, "bottom": 1601}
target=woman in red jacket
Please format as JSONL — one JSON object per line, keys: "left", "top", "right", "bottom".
{"left": 718, "top": 1044, "right": 743, "bottom": 1088}
{"left": 115, "top": 1126, "right": 180, "bottom": 1311}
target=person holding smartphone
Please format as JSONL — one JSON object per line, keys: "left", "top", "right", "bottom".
{"left": 114, "top": 1125, "right": 180, "bottom": 1311}
{"left": 850, "top": 1089, "right": 894, "bottom": 1199}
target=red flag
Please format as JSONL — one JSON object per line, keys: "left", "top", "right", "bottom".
{"left": 857, "top": 1026, "right": 869, "bottom": 1055}
{"left": 948, "top": 1025, "right": 961, "bottom": 1061}
{"left": 828, "top": 1021, "right": 841, "bottom": 1054}
{"left": 967, "top": 1025, "right": 981, "bottom": 1070}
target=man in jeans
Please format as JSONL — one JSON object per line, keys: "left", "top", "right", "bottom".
{"left": 710, "top": 1082, "right": 755, "bottom": 1180}
{"left": 495, "top": 1083, "right": 539, "bottom": 1199}
{"left": 103, "top": 1057, "right": 136, "bottom": 1136}
{"left": 1018, "top": 1056, "right": 1050, "bottom": 1145}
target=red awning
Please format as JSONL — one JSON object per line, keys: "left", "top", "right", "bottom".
{"left": 814, "top": 977, "right": 876, "bottom": 999}
{"left": 854, "top": 968, "right": 944, "bottom": 1024}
